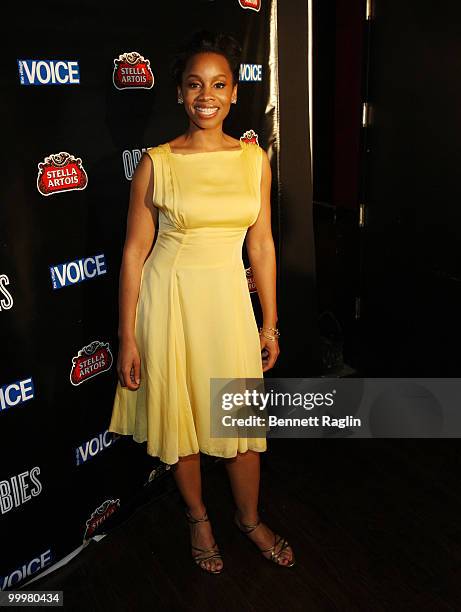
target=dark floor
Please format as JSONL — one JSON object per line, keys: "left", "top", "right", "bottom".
{"left": 25, "top": 437, "right": 461, "bottom": 611}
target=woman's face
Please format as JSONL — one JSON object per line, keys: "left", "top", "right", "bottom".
{"left": 178, "top": 52, "right": 237, "bottom": 127}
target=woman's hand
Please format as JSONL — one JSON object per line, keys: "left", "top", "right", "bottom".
{"left": 117, "top": 337, "right": 141, "bottom": 390}
{"left": 260, "top": 335, "right": 280, "bottom": 372}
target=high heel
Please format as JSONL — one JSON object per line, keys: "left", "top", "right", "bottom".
{"left": 185, "top": 509, "right": 223, "bottom": 574}
{"left": 234, "top": 509, "right": 295, "bottom": 567}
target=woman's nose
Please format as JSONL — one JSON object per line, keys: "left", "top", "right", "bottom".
{"left": 199, "top": 86, "right": 214, "bottom": 99}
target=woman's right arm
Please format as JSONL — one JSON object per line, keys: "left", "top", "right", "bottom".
{"left": 117, "top": 152, "right": 158, "bottom": 389}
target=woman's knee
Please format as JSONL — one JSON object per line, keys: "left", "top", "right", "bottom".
{"left": 171, "top": 452, "right": 200, "bottom": 469}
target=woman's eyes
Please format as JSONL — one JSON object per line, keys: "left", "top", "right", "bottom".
{"left": 188, "top": 82, "right": 226, "bottom": 88}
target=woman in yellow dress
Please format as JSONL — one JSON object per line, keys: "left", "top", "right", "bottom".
{"left": 108, "top": 30, "right": 295, "bottom": 573}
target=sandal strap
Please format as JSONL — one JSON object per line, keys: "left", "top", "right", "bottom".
{"left": 187, "top": 511, "right": 223, "bottom": 568}
{"left": 259, "top": 533, "right": 281, "bottom": 554}
{"left": 191, "top": 543, "right": 219, "bottom": 553}
{"left": 236, "top": 513, "right": 293, "bottom": 565}
{"left": 192, "top": 541, "right": 222, "bottom": 563}
{"left": 240, "top": 520, "right": 261, "bottom": 533}
{"left": 235, "top": 511, "right": 261, "bottom": 534}
{"left": 186, "top": 509, "right": 209, "bottom": 524}
{"left": 193, "top": 549, "right": 222, "bottom": 561}
{"left": 260, "top": 534, "right": 291, "bottom": 563}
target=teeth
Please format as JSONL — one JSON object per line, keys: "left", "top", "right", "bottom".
{"left": 195, "top": 107, "right": 218, "bottom": 114}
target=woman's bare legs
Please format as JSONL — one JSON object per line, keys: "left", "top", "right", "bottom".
{"left": 223, "top": 450, "right": 294, "bottom": 565}
{"left": 170, "top": 453, "right": 223, "bottom": 572}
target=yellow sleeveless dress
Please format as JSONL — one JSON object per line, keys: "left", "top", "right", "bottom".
{"left": 108, "top": 140, "right": 267, "bottom": 465}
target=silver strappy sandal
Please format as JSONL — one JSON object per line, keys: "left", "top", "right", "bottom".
{"left": 185, "top": 509, "right": 223, "bottom": 574}
{"left": 234, "top": 509, "right": 295, "bottom": 567}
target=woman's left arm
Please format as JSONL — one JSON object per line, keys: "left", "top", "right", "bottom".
{"left": 245, "top": 148, "right": 279, "bottom": 372}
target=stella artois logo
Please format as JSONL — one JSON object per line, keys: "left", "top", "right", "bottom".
{"left": 37, "top": 152, "right": 88, "bottom": 196}
{"left": 113, "top": 51, "right": 154, "bottom": 90}
{"left": 84, "top": 499, "right": 120, "bottom": 541}
{"left": 238, "top": 0, "right": 261, "bottom": 11}
{"left": 241, "top": 129, "right": 259, "bottom": 145}
{"left": 70, "top": 340, "right": 113, "bottom": 386}
{"left": 246, "top": 266, "right": 257, "bottom": 293}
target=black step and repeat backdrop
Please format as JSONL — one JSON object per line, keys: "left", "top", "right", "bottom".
{"left": 1, "top": 0, "right": 316, "bottom": 590}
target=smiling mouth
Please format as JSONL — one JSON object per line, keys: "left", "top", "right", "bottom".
{"left": 194, "top": 106, "right": 219, "bottom": 116}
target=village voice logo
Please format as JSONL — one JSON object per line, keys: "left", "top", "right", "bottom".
{"left": 239, "top": 64, "right": 263, "bottom": 82}
{"left": 49, "top": 253, "right": 107, "bottom": 289}
{"left": 70, "top": 340, "right": 113, "bottom": 386}
{"left": 1, "top": 545, "right": 53, "bottom": 591}
{"left": 113, "top": 52, "right": 154, "bottom": 90}
{"left": 76, "top": 429, "right": 119, "bottom": 466}
{"left": 0, "top": 376, "right": 35, "bottom": 413}
{"left": 17, "top": 59, "right": 80, "bottom": 85}
{"left": 37, "top": 152, "right": 88, "bottom": 196}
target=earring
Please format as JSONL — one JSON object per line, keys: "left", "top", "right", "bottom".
{"left": 232, "top": 99, "right": 237, "bottom": 104}
{"left": 178, "top": 94, "right": 183, "bottom": 104}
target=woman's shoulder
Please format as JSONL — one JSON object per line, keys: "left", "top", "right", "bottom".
{"left": 241, "top": 139, "right": 264, "bottom": 153}
{"left": 146, "top": 143, "right": 169, "bottom": 156}
{"left": 242, "top": 140, "right": 266, "bottom": 166}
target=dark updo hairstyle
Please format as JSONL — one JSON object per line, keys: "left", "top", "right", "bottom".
{"left": 169, "top": 29, "right": 242, "bottom": 88}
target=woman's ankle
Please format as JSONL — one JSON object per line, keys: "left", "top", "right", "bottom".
{"left": 236, "top": 508, "right": 259, "bottom": 525}
{"left": 186, "top": 503, "right": 207, "bottom": 518}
